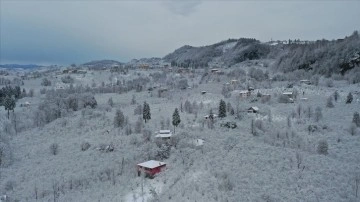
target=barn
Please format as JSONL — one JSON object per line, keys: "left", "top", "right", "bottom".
{"left": 137, "top": 160, "right": 166, "bottom": 178}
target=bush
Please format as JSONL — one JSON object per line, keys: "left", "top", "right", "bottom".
{"left": 353, "top": 112, "right": 360, "bottom": 127}
{"left": 81, "top": 142, "right": 91, "bottom": 151}
{"left": 317, "top": 140, "right": 328, "bottom": 155}
{"left": 278, "top": 94, "right": 290, "bottom": 103}
{"left": 50, "top": 143, "right": 59, "bottom": 155}
{"left": 41, "top": 78, "right": 52, "bottom": 86}
{"left": 0, "top": 142, "right": 12, "bottom": 167}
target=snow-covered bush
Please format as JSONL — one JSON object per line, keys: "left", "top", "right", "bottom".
{"left": 81, "top": 142, "right": 91, "bottom": 151}
{"left": 61, "top": 75, "right": 74, "bottom": 84}
{"left": 50, "top": 143, "right": 59, "bottom": 155}
{"left": 317, "top": 140, "right": 328, "bottom": 155}
{"left": 353, "top": 112, "right": 360, "bottom": 127}
{"left": 326, "top": 96, "right": 334, "bottom": 108}
{"left": 0, "top": 142, "right": 12, "bottom": 167}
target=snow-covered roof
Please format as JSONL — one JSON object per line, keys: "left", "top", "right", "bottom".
{"left": 239, "top": 90, "right": 250, "bottom": 94}
{"left": 194, "top": 139, "right": 204, "bottom": 146}
{"left": 159, "top": 130, "right": 171, "bottom": 134}
{"left": 137, "top": 160, "right": 166, "bottom": 169}
{"left": 155, "top": 133, "right": 172, "bottom": 138}
{"left": 24, "top": 101, "right": 30, "bottom": 105}
{"left": 249, "top": 106, "right": 259, "bottom": 111}
{"left": 283, "top": 92, "right": 293, "bottom": 95}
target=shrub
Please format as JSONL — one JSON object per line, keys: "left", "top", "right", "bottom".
{"left": 353, "top": 112, "right": 360, "bottom": 127}
{"left": 317, "top": 140, "right": 328, "bottom": 155}
{"left": 346, "top": 92, "right": 353, "bottom": 104}
{"left": 326, "top": 96, "right": 334, "bottom": 108}
{"left": 81, "top": 142, "right": 91, "bottom": 151}
{"left": 50, "top": 143, "right": 59, "bottom": 155}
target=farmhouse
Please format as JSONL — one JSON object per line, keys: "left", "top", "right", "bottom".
{"left": 155, "top": 130, "right": 173, "bottom": 140}
{"left": 239, "top": 90, "right": 251, "bottom": 98}
{"left": 137, "top": 160, "right": 166, "bottom": 178}
{"left": 248, "top": 106, "right": 259, "bottom": 113}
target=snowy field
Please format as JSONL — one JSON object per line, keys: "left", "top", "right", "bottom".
{"left": 0, "top": 65, "right": 360, "bottom": 202}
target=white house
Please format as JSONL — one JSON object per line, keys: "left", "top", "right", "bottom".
{"left": 155, "top": 130, "right": 173, "bottom": 140}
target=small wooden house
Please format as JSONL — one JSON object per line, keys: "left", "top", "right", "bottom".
{"left": 137, "top": 160, "right": 166, "bottom": 178}
{"left": 247, "top": 106, "right": 259, "bottom": 113}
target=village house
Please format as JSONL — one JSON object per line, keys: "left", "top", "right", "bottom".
{"left": 155, "top": 130, "right": 173, "bottom": 140}
{"left": 137, "top": 160, "right": 166, "bottom": 178}
{"left": 300, "top": 80, "right": 311, "bottom": 85}
{"left": 247, "top": 106, "right": 259, "bottom": 113}
{"left": 239, "top": 90, "right": 251, "bottom": 98}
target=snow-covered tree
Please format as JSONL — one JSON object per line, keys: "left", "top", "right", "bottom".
{"left": 143, "top": 102, "right": 151, "bottom": 123}
{"left": 346, "top": 92, "right": 353, "bottom": 104}
{"left": 317, "top": 140, "right": 328, "bottom": 155}
{"left": 108, "top": 97, "right": 114, "bottom": 107}
{"left": 114, "top": 109, "right": 125, "bottom": 128}
{"left": 353, "top": 112, "right": 360, "bottom": 127}
{"left": 218, "top": 99, "right": 226, "bottom": 118}
{"left": 172, "top": 108, "right": 181, "bottom": 133}
{"left": 326, "top": 96, "right": 334, "bottom": 108}
{"left": 3, "top": 96, "right": 15, "bottom": 119}
{"left": 315, "top": 107, "right": 322, "bottom": 122}
{"left": 334, "top": 90, "right": 339, "bottom": 102}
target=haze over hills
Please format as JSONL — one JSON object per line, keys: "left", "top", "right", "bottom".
{"left": 1, "top": 31, "right": 359, "bottom": 79}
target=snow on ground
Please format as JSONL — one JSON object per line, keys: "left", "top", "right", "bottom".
{"left": 1, "top": 66, "right": 360, "bottom": 201}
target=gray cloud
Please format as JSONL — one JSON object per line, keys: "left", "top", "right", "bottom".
{"left": 162, "top": 0, "right": 202, "bottom": 16}
{"left": 0, "top": 1, "right": 359, "bottom": 65}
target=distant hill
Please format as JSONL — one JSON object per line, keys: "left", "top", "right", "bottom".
{"left": 0, "top": 64, "right": 42, "bottom": 69}
{"left": 82, "top": 60, "right": 123, "bottom": 70}
{"left": 163, "top": 31, "right": 360, "bottom": 77}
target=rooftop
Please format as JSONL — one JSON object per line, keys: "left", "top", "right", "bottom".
{"left": 137, "top": 160, "right": 166, "bottom": 169}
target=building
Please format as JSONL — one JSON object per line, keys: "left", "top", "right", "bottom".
{"left": 247, "top": 106, "right": 259, "bottom": 113}
{"left": 300, "top": 80, "right": 311, "bottom": 85}
{"left": 204, "top": 114, "right": 218, "bottom": 120}
{"left": 155, "top": 130, "right": 173, "bottom": 140}
{"left": 239, "top": 90, "right": 251, "bottom": 98}
{"left": 137, "top": 160, "right": 166, "bottom": 178}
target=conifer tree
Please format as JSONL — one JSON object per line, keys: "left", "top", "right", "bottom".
{"left": 218, "top": 99, "right": 226, "bottom": 118}
{"left": 143, "top": 102, "right": 151, "bottom": 123}
{"left": 4, "top": 95, "right": 15, "bottom": 119}
{"left": 172, "top": 108, "right": 181, "bottom": 133}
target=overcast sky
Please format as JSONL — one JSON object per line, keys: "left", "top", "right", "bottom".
{"left": 1, "top": 0, "right": 359, "bottom": 65}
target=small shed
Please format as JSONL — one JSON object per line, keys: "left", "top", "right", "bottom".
{"left": 248, "top": 106, "right": 259, "bottom": 113}
{"left": 137, "top": 160, "right": 166, "bottom": 177}
{"left": 155, "top": 130, "right": 173, "bottom": 140}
